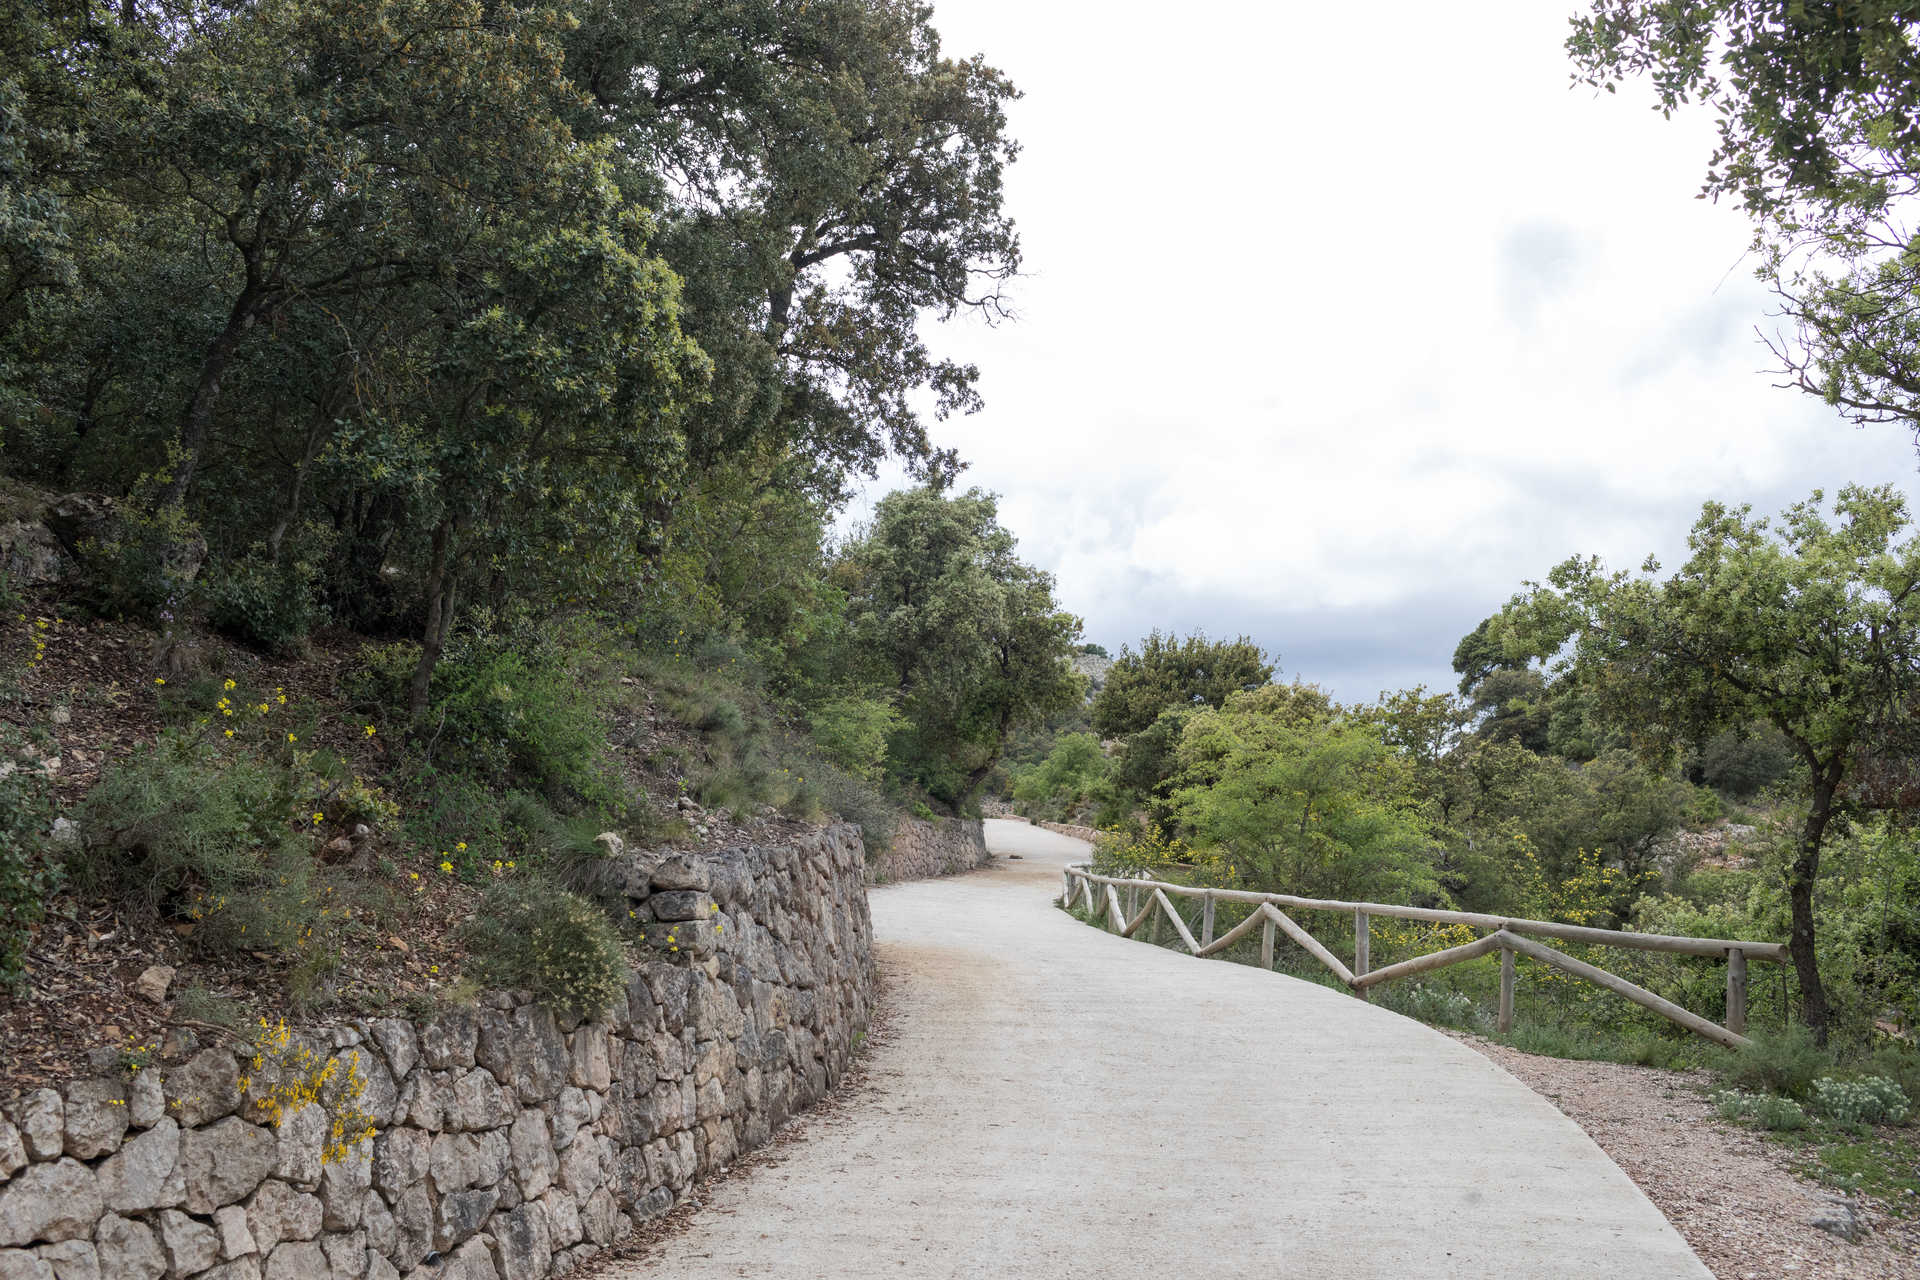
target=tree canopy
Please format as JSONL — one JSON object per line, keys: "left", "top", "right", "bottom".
{"left": 835, "top": 487, "right": 1082, "bottom": 806}
{"left": 1089, "top": 629, "right": 1274, "bottom": 738}
{"left": 1500, "top": 483, "right": 1920, "bottom": 1041}
{"left": 0, "top": 0, "right": 1027, "bottom": 720}
{"left": 1568, "top": 2, "right": 1920, "bottom": 452}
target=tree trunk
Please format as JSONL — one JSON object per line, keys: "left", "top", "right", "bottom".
{"left": 267, "top": 414, "right": 329, "bottom": 562}
{"left": 1789, "top": 765, "right": 1838, "bottom": 1044}
{"left": 407, "top": 518, "right": 457, "bottom": 726}
{"left": 159, "top": 287, "right": 263, "bottom": 507}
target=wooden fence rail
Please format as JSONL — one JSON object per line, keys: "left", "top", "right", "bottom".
{"left": 1062, "top": 864, "right": 1784, "bottom": 1050}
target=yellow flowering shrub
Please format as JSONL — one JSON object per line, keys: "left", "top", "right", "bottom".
{"left": 238, "top": 1018, "right": 378, "bottom": 1165}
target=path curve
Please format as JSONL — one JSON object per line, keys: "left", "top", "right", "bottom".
{"left": 617, "top": 820, "right": 1710, "bottom": 1279}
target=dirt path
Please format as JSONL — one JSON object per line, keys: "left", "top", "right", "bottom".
{"left": 608, "top": 820, "right": 1709, "bottom": 1279}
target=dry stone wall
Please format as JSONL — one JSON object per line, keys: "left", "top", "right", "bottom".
{"left": 865, "top": 816, "right": 988, "bottom": 884}
{"left": 0, "top": 823, "right": 873, "bottom": 1280}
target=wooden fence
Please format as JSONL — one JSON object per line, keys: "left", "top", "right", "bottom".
{"left": 1061, "top": 864, "right": 1787, "bottom": 1049}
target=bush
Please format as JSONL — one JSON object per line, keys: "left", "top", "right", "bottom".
{"left": 1811, "top": 1076, "right": 1910, "bottom": 1127}
{"left": 426, "top": 630, "right": 619, "bottom": 803}
{"left": 1753, "top": 1095, "right": 1810, "bottom": 1131}
{"left": 1710, "top": 1089, "right": 1810, "bottom": 1130}
{"left": 0, "top": 729, "right": 58, "bottom": 990}
{"left": 806, "top": 697, "right": 899, "bottom": 781}
{"left": 806, "top": 756, "right": 900, "bottom": 856}
{"left": 72, "top": 733, "right": 323, "bottom": 953}
{"left": 1864, "top": 1047, "right": 1920, "bottom": 1103}
{"left": 342, "top": 640, "right": 422, "bottom": 715}
{"left": 461, "top": 881, "right": 627, "bottom": 1018}
{"left": 1699, "top": 726, "right": 1798, "bottom": 800}
{"left": 204, "top": 546, "right": 328, "bottom": 654}
{"left": 1715, "top": 1025, "right": 1832, "bottom": 1098}
{"left": 1377, "top": 982, "right": 1490, "bottom": 1033}
{"left": 1010, "top": 733, "right": 1109, "bottom": 822}
{"left": 70, "top": 502, "right": 204, "bottom": 625}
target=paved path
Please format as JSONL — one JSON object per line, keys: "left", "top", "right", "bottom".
{"left": 622, "top": 820, "right": 1710, "bottom": 1279}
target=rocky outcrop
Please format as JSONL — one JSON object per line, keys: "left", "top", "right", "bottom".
{"left": 0, "top": 824, "right": 873, "bottom": 1279}
{"left": 866, "top": 816, "right": 988, "bottom": 884}
{"left": 1070, "top": 651, "right": 1113, "bottom": 703}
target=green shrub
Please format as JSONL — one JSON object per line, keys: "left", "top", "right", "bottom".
{"left": 427, "top": 631, "right": 619, "bottom": 803}
{"left": 72, "top": 733, "right": 323, "bottom": 953}
{"left": 1377, "top": 982, "right": 1490, "bottom": 1033}
{"left": 697, "top": 697, "right": 747, "bottom": 740}
{"left": 0, "top": 729, "right": 58, "bottom": 990}
{"left": 204, "top": 547, "right": 328, "bottom": 654}
{"left": 805, "top": 755, "right": 901, "bottom": 855}
{"left": 806, "top": 697, "right": 899, "bottom": 781}
{"left": 1714, "top": 1087, "right": 1811, "bottom": 1130}
{"left": 1010, "top": 732, "right": 1110, "bottom": 822}
{"left": 1864, "top": 1048, "right": 1920, "bottom": 1103}
{"left": 400, "top": 766, "right": 507, "bottom": 873}
{"left": 1811, "top": 1076, "right": 1910, "bottom": 1127}
{"left": 461, "top": 881, "right": 627, "bottom": 1018}
{"left": 342, "top": 640, "right": 422, "bottom": 715}
{"left": 1752, "top": 1094, "right": 1810, "bottom": 1131}
{"left": 1715, "top": 1025, "right": 1832, "bottom": 1098}
{"left": 1713, "top": 1089, "right": 1750, "bottom": 1121}
{"left": 70, "top": 503, "right": 204, "bottom": 625}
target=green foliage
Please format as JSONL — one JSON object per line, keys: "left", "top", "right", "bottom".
{"left": 837, "top": 487, "right": 1083, "bottom": 806}
{"left": 420, "top": 628, "right": 620, "bottom": 805}
{"left": 1716, "top": 1026, "right": 1834, "bottom": 1099}
{"left": 805, "top": 697, "right": 899, "bottom": 782}
{"left": 1010, "top": 733, "right": 1110, "bottom": 822}
{"left": 1374, "top": 982, "right": 1490, "bottom": 1034}
{"left": 1698, "top": 725, "right": 1798, "bottom": 800}
{"left": 1172, "top": 689, "right": 1438, "bottom": 903}
{"left": 1810, "top": 1077, "right": 1910, "bottom": 1128}
{"left": 804, "top": 757, "right": 898, "bottom": 857}
{"left": 1503, "top": 485, "right": 1920, "bottom": 1040}
{"left": 1713, "top": 1089, "right": 1813, "bottom": 1131}
{"left": 72, "top": 732, "right": 325, "bottom": 954}
{"left": 1091, "top": 629, "right": 1274, "bottom": 738}
{"left": 204, "top": 541, "right": 329, "bottom": 655}
{"left": 70, "top": 504, "right": 203, "bottom": 625}
{"left": 461, "top": 881, "right": 626, "bottom": 1019}
{"left": 0, "top": 727, "right": 56, "bottom": 989}
{"left": 1567, "top": 3, "right": 1920, "bottom": 453}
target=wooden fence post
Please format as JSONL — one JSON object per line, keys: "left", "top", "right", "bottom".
{"left": 1260, "top": 916, "right": 1276, "bottom": 970}
{"left": 1201, "top": 892, "right": 1217, "bottom": 949}
{"left": 1498, "top": 946, "right": 1515, "bottom": 1036}
{"left": 1353, "top": 909, "right": 1370, "bottom": 1000}
{"left": 1726, "top": 947, "right": 1747, "bottom": 1038}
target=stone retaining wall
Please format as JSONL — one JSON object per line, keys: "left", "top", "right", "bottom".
{"left": 865, "top": 816, "right": 988, "bottom": 884}
{"left": 0, "top": 823, "right": 873, "bottom": 1280}
{"left": 1037, "top": 821, "right": 1099, "bottom": 844}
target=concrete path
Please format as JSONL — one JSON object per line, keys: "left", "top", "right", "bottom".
{"left": 620, "top": 820, "right": 1710, "bottom": 1279}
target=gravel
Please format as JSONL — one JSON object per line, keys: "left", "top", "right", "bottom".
{"left": 1446, "top": 1032, "right": 1918, "bottom": 1278}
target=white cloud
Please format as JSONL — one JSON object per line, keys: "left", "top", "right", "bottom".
{"left": 840, "top": 0, "right": 1920, "bottom": 701}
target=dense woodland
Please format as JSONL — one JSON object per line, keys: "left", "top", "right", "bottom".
{"left": 0, "top": 0, "right": 1085, "bottom": 1039}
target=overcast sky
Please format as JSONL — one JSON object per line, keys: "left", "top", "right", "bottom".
{"left": 840, "top": 0, "right": 1920, "bottom": 704}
